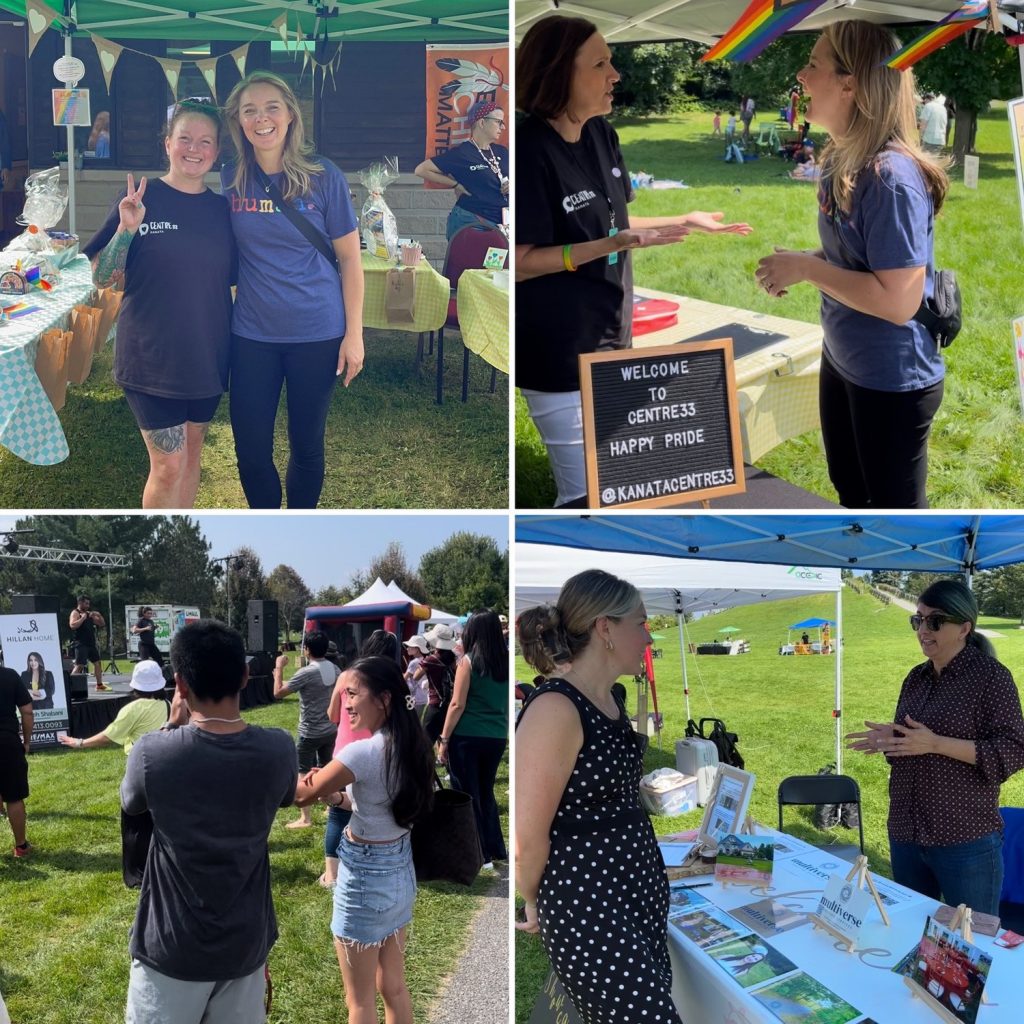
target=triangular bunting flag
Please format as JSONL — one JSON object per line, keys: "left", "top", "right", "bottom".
{"left": 195, "top": 57, "right": 219, "bottom": 103}
{"left": 230, "top": 43, "right": 249, "bottom": 79}
{"left": 272, "top": 13, "right": 288, "bottom": 44}
{"left": 90, "top": 35, "right": 124, "bottom": 93}
{"left": 26, "top": 0, "right": 62, "bottom": 58}
{"left": 295, "top": 23, "right": 305, "bottom": 53}
{"left": 156, "top": 58, "right": 182, "bottom": 98}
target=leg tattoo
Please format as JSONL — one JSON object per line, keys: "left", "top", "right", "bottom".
{"left": 145, "top": 424, "right": 186, "bottom": 455}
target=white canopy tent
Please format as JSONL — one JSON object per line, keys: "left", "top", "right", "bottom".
{"left": 343, "top": 577, "right": 459, "bottom": 629}
{"left": 517, "top": 542, "right": 845, "bottom": 764}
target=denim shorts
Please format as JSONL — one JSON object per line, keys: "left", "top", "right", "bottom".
{"left": 331, "top": 830, "right": 415, "bottom": 946}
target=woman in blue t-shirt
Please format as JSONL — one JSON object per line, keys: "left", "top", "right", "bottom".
{"left": 222, "top": 72, "right": 364, "bottom": 509}
{"left": 756, "top": 21, "right": 949, "bottom": 508}
{"left": 84, "top": 101, "right": 234, "bottom": 508}
{"left": 414, "top": 100, "right": 509, "bottom": 239}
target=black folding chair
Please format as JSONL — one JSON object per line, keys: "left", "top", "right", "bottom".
{"left": 778, "top": 773, "right": 865, "bottom": 864}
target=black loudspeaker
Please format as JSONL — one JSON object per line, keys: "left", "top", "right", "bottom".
{"left": 246, "top": 600, "right": 279, "bottom": 654}
{"left": 12, "top": 595, "right": 60, "bottom": 615}
{"left": 69, "top": 672, "right": 88, "bottom": 701}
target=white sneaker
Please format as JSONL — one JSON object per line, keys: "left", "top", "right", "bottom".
{"left": 481, "top": 861, "right": 494, "bottom": 871}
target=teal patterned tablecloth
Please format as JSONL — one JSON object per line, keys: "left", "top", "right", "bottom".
{"left": 0, "top": 256, "right": 97, "bottom": 465}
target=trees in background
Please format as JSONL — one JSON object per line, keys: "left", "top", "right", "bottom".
{"left": 419, "top": 532, "right": 509, "bottom": 615}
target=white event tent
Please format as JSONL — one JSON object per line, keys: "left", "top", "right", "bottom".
{"left": 343, "top": 578, "right": 459, "bottom": 629}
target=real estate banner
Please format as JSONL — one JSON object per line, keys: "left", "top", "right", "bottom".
{"left": 0, "top": 613, "right": 69, "bottom": 749}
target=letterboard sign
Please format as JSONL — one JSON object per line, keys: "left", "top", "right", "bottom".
{"left": 528, "top": 970, "right": 584, "bottom": 1024}
{"left": 579, "top": 339, "right": 745, "bottom": 509}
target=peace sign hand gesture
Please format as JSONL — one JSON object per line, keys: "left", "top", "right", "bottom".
{"left": 117, "top": 173, "right": 148, "bottom": 235}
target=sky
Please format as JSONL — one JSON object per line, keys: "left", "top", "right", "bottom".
{"left": 0, "top": 514, "right": 508, "bottom": 593}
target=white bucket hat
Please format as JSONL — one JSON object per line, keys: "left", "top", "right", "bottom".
{"left": 403, "top": 635, "right": 429, "bottom": 653}
{"left": 424, "top": 624, "right": 458, "bottom": 651}
{"left": 131, "top": 659, "right": 166, "bottom": 692}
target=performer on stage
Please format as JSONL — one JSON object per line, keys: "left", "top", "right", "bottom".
{"left": 70, "top": 596, "right": 108, "bottom": 691}
{"left": 131, "top": 607, "right": 163, "bottom": 667}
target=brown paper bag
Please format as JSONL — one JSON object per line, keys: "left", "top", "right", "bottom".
{"left": 35, "top": 329, "right": 73, "bottom": 411}
{"left": 93, "top": 287, "right": 123, "bottom": 354}
{"left": 385, "top": 268, "right": 417, "bottom": 325}
{"left": 67, "top": 305, "right": 100, "bottom": 384}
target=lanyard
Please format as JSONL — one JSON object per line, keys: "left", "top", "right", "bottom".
{"left": 558, "top": 127, "right": 621, "bottom": 262}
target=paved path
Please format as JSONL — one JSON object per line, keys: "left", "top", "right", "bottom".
{"left": 427, "top": 861, "right": 509, "bottom": 1024}
{"left": 881, "top": 590, "right": 1002, "bottom": 637}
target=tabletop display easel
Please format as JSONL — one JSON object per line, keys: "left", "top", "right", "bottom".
{"left": 903, "top": 905, "right": 991, "bottom": 1022}
{"left": 810, "top": 854, "right": 890, "bottom": 952}
{"left": 675, "top": 768, "right": 757, "bottom": 875}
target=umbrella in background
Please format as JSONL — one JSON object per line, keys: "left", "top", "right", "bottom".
{"left": 718, "top": 626, "right": 741, "bottom": 634}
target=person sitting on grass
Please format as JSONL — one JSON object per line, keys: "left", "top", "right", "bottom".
{"left": 121, "top": 621, "right": 296, "bottom": 1024}
{"left": 273, "top": 630, "right": 340, "bottom": 829}
{"left": 59, "top": 659, "right": 170, "bottom": 887}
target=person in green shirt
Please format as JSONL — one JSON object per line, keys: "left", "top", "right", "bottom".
{"left": 58, "top": 659, "right": 169, "bottom": 886}
{"left": 438, "top": 610, "right": 509, "bottom": 867}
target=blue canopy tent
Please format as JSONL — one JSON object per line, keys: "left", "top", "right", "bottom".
{"left": 516, "top": 515, "right": 1024, "bottom": 769}
{"left": 787, "top": 617, "right": 836, "bottom": 652}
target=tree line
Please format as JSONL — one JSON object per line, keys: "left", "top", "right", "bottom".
{"left": 0, "top": 516, "right": 508, "bottom": 651}
{"left": 864, "top": 567, "right": 1024, "bottom": 622}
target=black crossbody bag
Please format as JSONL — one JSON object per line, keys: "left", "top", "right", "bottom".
{"left": 254, "top": 167, "right": 339, "bottom": 270}
{"left": 826, "top": 179, "right": 961, "bottom": 348}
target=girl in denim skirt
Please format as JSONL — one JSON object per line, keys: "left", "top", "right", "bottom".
{"left": 295, "top": 656, "right": 434, "bottom": 1024}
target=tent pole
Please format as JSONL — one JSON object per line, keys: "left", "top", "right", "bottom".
{"left": 63, "top": 22, "right": 76, "bottom": 236}
{"left": 676, "top": 611, "right": 691, "bottom": 721}
{"left": 835, "top": 586, "right": 843, "bottom": 773}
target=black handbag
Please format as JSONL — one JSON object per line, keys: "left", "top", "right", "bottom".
{"left": 254, "top": 166, "right": 339, "bottom": 270}
{"left": 411, "top": 772, "right": 484, "bottom": 886}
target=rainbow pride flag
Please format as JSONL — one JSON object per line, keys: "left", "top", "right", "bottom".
{"left": 884, "top": 1, "right": 990, "bottom": 71}
{"left": 701, "top": 0, "right": 830, "bottom": 64}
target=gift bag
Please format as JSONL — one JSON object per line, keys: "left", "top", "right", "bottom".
{"left": 92, "top": 288, "right": 123, "bottom": 354}
{"left": 411, "top": 774, "right": 484, "bottom": 886}
{"left": 358, "top": 158, "right": 400, "bottom": 260}
{"left": 385, "top": 268, "right": 416, "bottom": 325}
{"left": 34, "top": 328, "right": 72, "bottom": 411}
{"left": 67, "top": 305, "right": 100, "bottom": 384}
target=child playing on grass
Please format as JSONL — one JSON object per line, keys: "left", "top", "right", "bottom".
{"left": 712, "top": 111, "right": 722, "bottom": 137}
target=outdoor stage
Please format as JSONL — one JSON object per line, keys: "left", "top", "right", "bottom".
{"left": 66, "top": 668, "right": 275, "bottom": 738}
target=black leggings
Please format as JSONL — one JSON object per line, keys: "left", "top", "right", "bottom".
{"left": 229, "top": 334, "right": 343, "bottom": 509}
{"left": 819, "top": 349, "right": 943, "bottom": 508}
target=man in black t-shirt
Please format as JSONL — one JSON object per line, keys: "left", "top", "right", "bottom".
{"left": 0, "top": 666, "right": 34, "bottom": 857}
{"left": 70, "top": 595, "right": 109, "bottom": 691}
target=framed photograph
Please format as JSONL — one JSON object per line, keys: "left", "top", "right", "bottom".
{"left": 715, "top": 834, "right": 774, "bottom": 886}
{"left": 705, "top": 934, "right": 798, "bottom": 990}
{"left": 905, "top": 916, "right": 993, "bottom": 1024}
{"left": 698, "top": 764, "right": 756, "bottom": 850}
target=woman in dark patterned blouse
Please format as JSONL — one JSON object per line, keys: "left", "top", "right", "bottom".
{"left": 847, "top": 579, "right": 1024, "bottom": 914}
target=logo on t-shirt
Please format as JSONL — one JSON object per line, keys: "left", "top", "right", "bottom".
{"left": 137, "top": 221, "right": 179, "bottom": 236}
{"left": 562, "top": 189, "right": 598, "bottom": 214}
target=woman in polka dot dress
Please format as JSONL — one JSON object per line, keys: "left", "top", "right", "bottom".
{"left": 515, "top": 569, "right": 683, "bottom": 1023}
{"left": 847, "top": 578, "right": 1024, "bottom": 914}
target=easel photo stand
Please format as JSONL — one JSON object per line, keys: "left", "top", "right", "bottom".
{"left": 903, "top": 905, "right": 990, "bottom": 1022}
{"left": 810, "top": 854, "right": 889, "bottom": 952}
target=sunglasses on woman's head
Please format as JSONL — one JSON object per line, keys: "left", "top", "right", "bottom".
{"left": 909, "top": 613, "right": 962, "bottom": 632}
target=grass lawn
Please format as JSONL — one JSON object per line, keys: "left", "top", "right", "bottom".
{"left": 0, "top": 653, "right": 509, "bottom": 1023}
{"left": 1, "top": 328, "right": 507, "bottom": 509}
{"left": 513, "top": 583, "right": 1024, "bottom": 1021}
{"left": 515, "top": 104, "right": 1023, "bottom": 508}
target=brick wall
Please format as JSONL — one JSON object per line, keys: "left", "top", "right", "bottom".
{"left": 53, "top": 169, "right": 456, "bottom": 270}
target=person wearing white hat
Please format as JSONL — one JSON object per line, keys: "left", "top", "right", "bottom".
{"left": 58, "top": 659, "right": 171, "bottom": 886}
{"left": 402, "top": 635, "right": 430, "bottom": 717}
{"left": 415, "top": 625, "right": 459, "bottom": 743}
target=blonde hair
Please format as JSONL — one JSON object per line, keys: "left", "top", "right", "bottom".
{"left": 818, "top": 21, "right": 948, "bottom": 216}
{"left": 518, "top": 569, "right": 641, "bottom": 676}
{"left": 223, "top": 72, "right": 323, "bottom": 202}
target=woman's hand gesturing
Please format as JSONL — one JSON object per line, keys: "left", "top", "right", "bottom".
{"left": 117, "top": 173, "right": 148, "bottom": 235}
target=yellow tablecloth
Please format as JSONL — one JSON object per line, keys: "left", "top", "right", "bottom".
{"left": 456, "top": 269, "right": 509, "bottom": 375}
{"left": 633, "top": 290, "right": 823, "bottom": 463}
{"left": 360, "top": 251, "right": 449, "bottom": 333}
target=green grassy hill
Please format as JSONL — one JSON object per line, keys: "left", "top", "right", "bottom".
{"left": 514, "top": 583, "right": 1024, "bottom": 1020}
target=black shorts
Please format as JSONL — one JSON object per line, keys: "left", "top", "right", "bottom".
{"left": 74, "top": 642, "right": 101, "bottom": 665}
{"left": 122, "top": 387, "right": 222, "bottom": 431}
{"left": 0, "top": 732, "right": 29, "bottom": 802}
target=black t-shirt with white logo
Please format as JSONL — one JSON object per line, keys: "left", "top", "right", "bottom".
{"left": 516, "top": 115, "right": 634, "bottom": 392}
{"left": 432, "top": 140, "right": 509, "bottom": 224}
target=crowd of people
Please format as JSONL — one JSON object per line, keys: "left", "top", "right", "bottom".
{"left": 1, "top": 612, "right": 509, "bottom": 1022}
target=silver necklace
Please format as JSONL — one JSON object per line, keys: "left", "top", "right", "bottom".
{"left": 191, "top": 714, "right": 243, "bottom": 724}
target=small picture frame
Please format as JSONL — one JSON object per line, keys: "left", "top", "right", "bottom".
{"left": 482, "top": 246, "right": 507, "bottom": 270}
{"left": 698, "top": 764, "right": 756, "bottom": 852}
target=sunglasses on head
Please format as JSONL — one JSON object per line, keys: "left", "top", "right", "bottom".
{"left": 909, "top": 613, "right": 962, "bottom": 632}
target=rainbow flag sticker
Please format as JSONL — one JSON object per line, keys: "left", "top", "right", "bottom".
{"left": 884, "top": 1, "right": 990, "bottom": 71}
{"left": 701, "top": 0, "right": 829, "bottom": 64}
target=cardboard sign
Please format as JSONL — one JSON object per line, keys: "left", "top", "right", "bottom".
{"left": 52, "top": 88, "right": 91, "bottom": 127}
{"left": 527, "top": 970, "right": 584, "bottom": 1024}
{"left": 579, "top": 340, "right": 745, "bottom": 509}
{"left": 963, "top": 154, "right": 979, "bottom": 190}
{"left": 814, "top": 872, "right": 873, "bottom": 947}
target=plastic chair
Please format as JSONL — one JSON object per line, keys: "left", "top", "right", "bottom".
{"left": 433, "top": 224, "right": 506, "bottom": 405}
{"left": 1000, "top": 807, "right": 1024, "bottom": 932}
{"left": 778, "top": 774, "right": 865, "bottom": 863}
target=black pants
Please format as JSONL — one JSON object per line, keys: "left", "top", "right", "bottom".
{"left": 296, "top": 730, "right": 337, "bottom": 775}
{"left": 139, "top": 644, "right": 162, "bottom": 667}
{"left": 447, "top": 734, "right": 507, "bottom": 862}
{"left": 819, "top": 349, "right": 943, "bottom": 508}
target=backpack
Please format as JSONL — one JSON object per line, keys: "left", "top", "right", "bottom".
{"left": 685, "top": 717, "right": 744, "bottom": 770}
{"left": 812, "top": 763, "right": 861, "bottom": 831}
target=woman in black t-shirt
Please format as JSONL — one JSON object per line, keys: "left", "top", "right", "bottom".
{"left": 83, "top": 101, "right": 234, "bottom": 510}
{"left": 131, "top": 607, "right": 163, "bottom": 667}
{"left": 515, "top": 16, "right": 752, "bottom": 507}
{"left": 415, "top": 100, "right": 509, "bottom": 239}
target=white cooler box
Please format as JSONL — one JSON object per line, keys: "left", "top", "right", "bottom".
{"left": 639, "top": 769, "right": 699, "bottom": 816}
{"left": 675, "top": 737, "right": 720, "bottom": 806}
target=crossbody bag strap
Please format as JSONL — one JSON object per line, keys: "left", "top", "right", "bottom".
{"left": 255, "top": 167, "right": 339, "bottom": 270}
